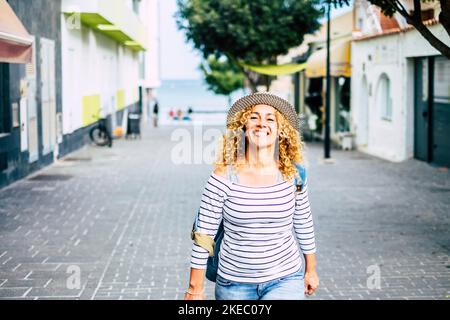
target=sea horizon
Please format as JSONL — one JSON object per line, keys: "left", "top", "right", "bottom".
{"left": 156, "top": 78, "right": 249, "bottom": 114}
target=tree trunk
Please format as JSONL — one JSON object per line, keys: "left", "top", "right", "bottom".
{"left": 244, "top": 74, "right": 258, "bottom": 93}
{"left": 265, "top": 75, "right": 271, "bottom": 92}
{"left": 226, "top": 53, "right": 258, "bottom": 92}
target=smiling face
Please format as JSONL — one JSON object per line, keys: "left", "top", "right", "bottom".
{"left": 245, "top": 104, "right": 278, "bottom": 149}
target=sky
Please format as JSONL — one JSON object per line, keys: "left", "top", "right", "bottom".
{"left": 159, "top": 0, "right": 353, "bottom": 81}
{"left": 159, "top": 0, "right": 202, "bottom": 80}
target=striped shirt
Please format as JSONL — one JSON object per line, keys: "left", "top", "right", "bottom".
{"left": 190, "top": 170, "right": 316, "bottom": 284}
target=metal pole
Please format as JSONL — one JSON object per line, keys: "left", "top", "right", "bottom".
{"left": 324, "top": 0, "right": 331, "bottom": 159}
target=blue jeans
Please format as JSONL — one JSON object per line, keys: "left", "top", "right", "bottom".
{"left": 215, "top": 268, "right": 305, "bottom": 300}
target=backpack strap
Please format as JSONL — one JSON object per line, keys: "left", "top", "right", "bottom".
{"left": 294, "top": 163, "right": 307, "bottom": 193}
{"left": 191, "top": 229, "right": 215, "bottom": 257}
{"left": 191, "top": 209, "right": 215, "bottom": 257}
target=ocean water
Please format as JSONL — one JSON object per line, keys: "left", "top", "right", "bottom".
{"left": 157, "top": 79, "right": 247, "bottom": 112}
{"left": 156, "top": 79, "right": 249, "bottom": 125}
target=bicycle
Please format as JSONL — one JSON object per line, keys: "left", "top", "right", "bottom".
{"left": 89, "top": 112, "right": 113, "bottom": 147}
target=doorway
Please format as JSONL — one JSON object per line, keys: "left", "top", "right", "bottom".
{"left": 414, "top": 56, "right": 450, "bottom": 167}
{"left": 27, "top": 36, "right": 38, "bottom": 163}
{"left": 40, "top": 38, "right": 57, "bottom": 158}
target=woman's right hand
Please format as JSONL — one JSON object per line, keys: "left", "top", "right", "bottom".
{"left": 185, "top": 268, "right": 206, "bottom": 299}
{"left": 184, "top": 290, "right": 206, "bottom": 300}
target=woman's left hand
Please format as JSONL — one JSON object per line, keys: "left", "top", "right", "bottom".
{"left": 304, "top": 270, "right": 319, "bottom": 296}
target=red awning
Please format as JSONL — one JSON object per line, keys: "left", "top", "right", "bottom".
{"left": 0, "top": 0, "right": 33, "bottom": 64}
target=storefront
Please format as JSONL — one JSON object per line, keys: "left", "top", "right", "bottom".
{"left": 414, "top": 56, "right": 450, "bottom": 167}
{"left": 0, "top": 0, "right": 38, "bottom": 188}
{"left": 0, "top": 0, "right": 65, "bottom": 189}
{"left": 302, "top": 38, "right": 352, "bottom": 146}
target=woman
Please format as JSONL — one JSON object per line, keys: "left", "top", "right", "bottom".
{"left": 152, "top": 99, "right": 159, "bottom": 127}
{"left": 185, "top": 92, "right": 319, "bottom": 300}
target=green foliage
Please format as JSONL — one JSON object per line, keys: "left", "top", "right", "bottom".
{"left": 200, "top": 55, "right": 245, "bottom": 96}
{"left": 176, "top": 0, "right": 324, "bottom": 64}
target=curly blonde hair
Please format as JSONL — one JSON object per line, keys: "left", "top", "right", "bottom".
{"left": 214, "top": 105, "right": 306, "bottom": 182}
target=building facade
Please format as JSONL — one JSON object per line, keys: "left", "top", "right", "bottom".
{"left": 351, "top": 0, "right": 450, "bottom": 166}
{"left": 0, "top": 0, "right": 63, "bottom": 188}
{"left": 270, "top": 10, "right": 354, "bottom": 146}
{"left": 0, "top": 0, "right": 158, "bottom": 189}
{"left": 60, "top": 0, "right": 149, "bottom": 156}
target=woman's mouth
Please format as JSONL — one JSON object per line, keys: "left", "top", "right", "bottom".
{"left": 253, "top": 130, "right": 269, "bottom": 137}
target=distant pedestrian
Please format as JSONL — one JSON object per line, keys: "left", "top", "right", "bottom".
{"left": 186, "top": 107, "right": 193, "bottom": 121}
{"left": 176, "top": 109, "right": 183, "bottom": 120}
{"left": 186, "top": 92, "right": 319, "bottom": 300}
{"left": 169, "top": 109, "right": 175, "bottom": 119}
{"left": 153, "top": 100, "right": 159, "bottom": 127}
{"left": 183, "top": 109, "right": 191, "bottom": 121}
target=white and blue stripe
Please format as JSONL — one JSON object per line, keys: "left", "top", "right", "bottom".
{"left": 190, "top": 172, "right": 316, "bottom": 284}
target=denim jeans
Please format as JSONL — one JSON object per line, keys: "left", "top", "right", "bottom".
{"left": 215, "top": 268, "right": 305, "bottom": 300}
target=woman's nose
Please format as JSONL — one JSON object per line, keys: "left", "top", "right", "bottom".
{"left": 256, "top": 119, "right": 268, "bottom": 128}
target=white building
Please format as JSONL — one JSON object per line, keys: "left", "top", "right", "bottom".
{"left": 60, "top": 0, "right": 159, "bottom": 144}
{"left": 351, "top": 0, "right": 450, "bottom": 167}
{"left": 138, "top": 0, "right": 161, "bottom": 122}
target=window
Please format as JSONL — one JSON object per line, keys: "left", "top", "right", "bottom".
{"left": 377, "top": 73, "right": 392, "bottom": 121}
{"left": 434, "top": 56, "right": 450, "bottom": 104}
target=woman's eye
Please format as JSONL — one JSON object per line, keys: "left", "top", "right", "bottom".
{"left": 267, "top": 118, "right": 275, "bottom": 122}
{"left": 250, "top": 116, "right": 258, "bottom": 120}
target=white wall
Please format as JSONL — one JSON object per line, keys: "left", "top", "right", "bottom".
{"left": 141, "top": 0, "right": 160, "bottom": 88}
{"left": 123, "top": 48, "right": 140, "bottom": 106}
{"left": 351, "top": 23, "right": 448, "bottom": 162}
{"left": 351, "top": 36, "right": 407, "bottom": 162}
{"left": 61, "top": 14, "right": 141, "bottom": 134}
{"left": 61, "top": 15, "right": 83, "bottom": 134}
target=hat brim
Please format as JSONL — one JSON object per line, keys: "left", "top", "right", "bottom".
{"left": 227, "top": 92, "right": 300, "bottom": 132}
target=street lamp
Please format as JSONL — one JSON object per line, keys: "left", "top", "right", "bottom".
{"left": 324, "top": 0, "right": 331, "bottom": 159}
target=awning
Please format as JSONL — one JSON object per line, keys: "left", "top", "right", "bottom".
{"left": 305, "top": 40, "right": 351, "bottom": 78}
{"left": 241, "top": 62, "right": 307, "bottom": 76}
{"left": 0, "top": 0, "right": 33, "bottom": 63}
{"left": 62, "top": 0, "right": 147, "bottom": 51}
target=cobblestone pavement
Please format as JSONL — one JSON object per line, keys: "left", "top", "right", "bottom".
{"left": 0, "top": 122, "right": 449, "bottom": 300}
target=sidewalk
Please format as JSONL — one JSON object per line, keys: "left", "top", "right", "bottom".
{"left": 0, "top": 122, "right": 449, "bottom": 300}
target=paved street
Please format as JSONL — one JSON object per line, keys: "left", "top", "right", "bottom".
{"left": 0, "top": 121, "right": 449, "bottom": 300}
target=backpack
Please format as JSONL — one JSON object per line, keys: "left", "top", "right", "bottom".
{"left": 192, "top": 164, "right": 307, "bottom": 282}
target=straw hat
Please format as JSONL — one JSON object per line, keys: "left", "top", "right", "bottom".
{"left": 227, "top": 92, "right": 300, "bottom": 132}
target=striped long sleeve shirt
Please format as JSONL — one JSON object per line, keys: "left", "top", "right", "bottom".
{"left": 190, "top": 171, "right": 316, "bottom": 284}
